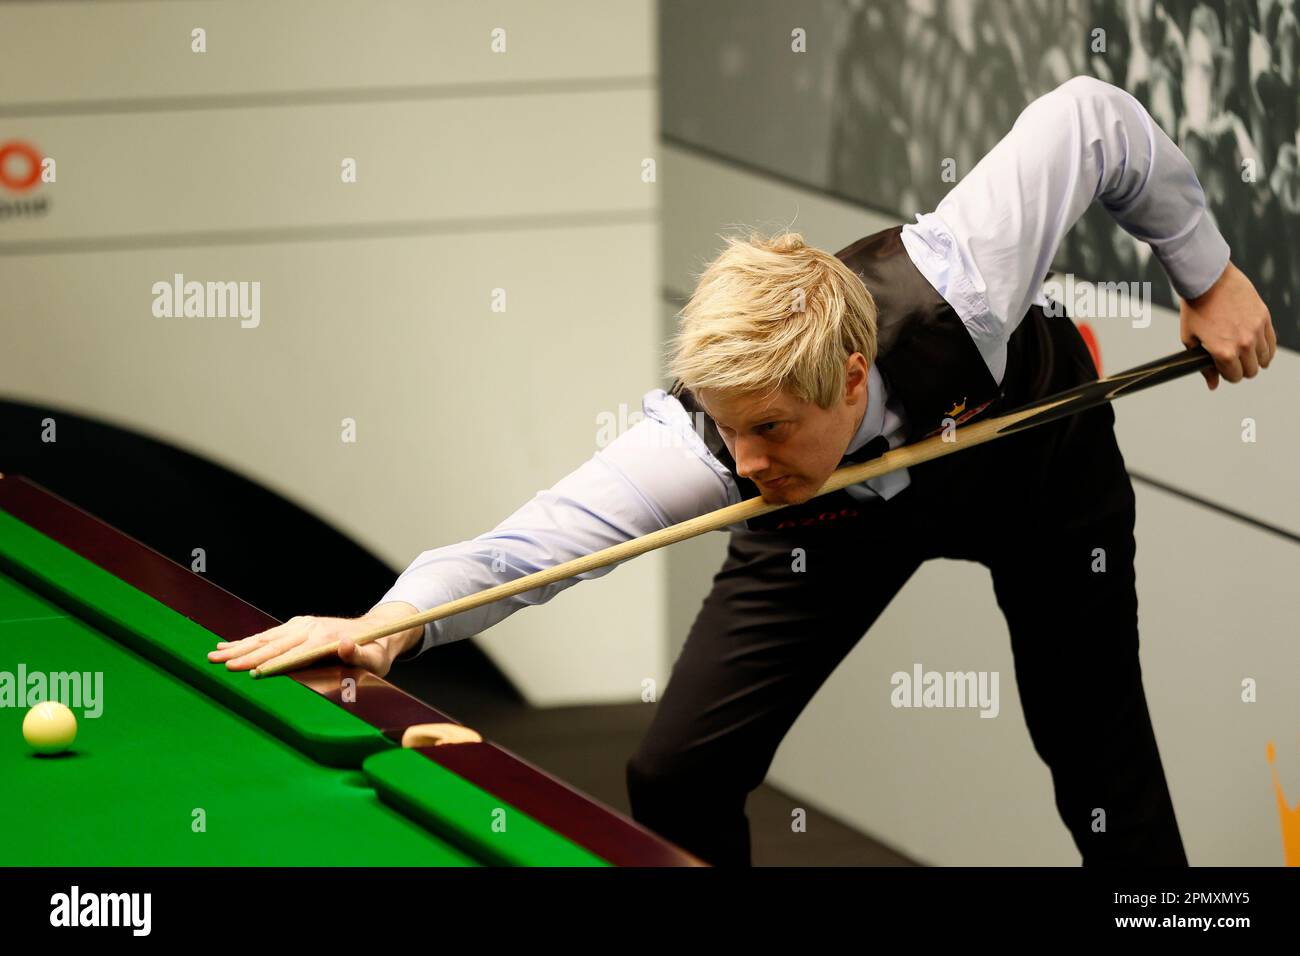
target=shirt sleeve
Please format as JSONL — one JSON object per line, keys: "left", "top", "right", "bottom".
{"left": 377, "top": 389, "right": 735, "bottom": 659}
{"left": 900, "top": 74, "right": 1231, "bottom": 384}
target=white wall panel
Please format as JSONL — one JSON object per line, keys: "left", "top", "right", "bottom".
{"left": 0, "top": 90, "right": 654, "bottom": 246}
{"left": 0, "top": 2, "right": 661, "bottom": 705}
{"left": 0, "top": 1, "right": 652, "bottom": 106}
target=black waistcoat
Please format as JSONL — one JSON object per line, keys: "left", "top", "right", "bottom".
{"left": 669, "top": 225, "right": 1060, "bottom": 533}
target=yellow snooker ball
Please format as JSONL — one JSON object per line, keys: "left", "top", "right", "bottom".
{"left": 23, "top": 701, "right": 77, "bottom": 754}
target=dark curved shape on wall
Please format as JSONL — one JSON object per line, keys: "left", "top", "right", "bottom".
{"left": 0, "top": 397, "right": 521, "bottom": 712}
{"left": 660, "top": 0, "right": 1300, "bottom": 352}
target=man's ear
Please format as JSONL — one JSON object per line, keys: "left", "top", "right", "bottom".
{"left": 845, "top": 352, "right": 870, "bottom": 401}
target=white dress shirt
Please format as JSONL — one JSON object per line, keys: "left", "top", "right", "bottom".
{"left": 381, "top": 75, "right": 1231, "bottom": 656}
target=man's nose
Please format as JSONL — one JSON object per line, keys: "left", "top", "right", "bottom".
{"left": 733, "top": 436, "right": 770, "bottom": 478}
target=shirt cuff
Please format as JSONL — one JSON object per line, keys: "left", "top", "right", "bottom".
{"left": 371, "top": 592, "right": 443, "bottom": 661}
{"left": 1153, "top": 210, "right": 1231, "bottom": 300}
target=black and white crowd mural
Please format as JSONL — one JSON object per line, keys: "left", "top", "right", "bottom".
{"left": 662, "top": 0, "right": 1300, "bottom": 350}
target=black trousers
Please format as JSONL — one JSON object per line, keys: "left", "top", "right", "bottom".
{"left": 627, "top": 319, "right": 1187, "bottom": 867}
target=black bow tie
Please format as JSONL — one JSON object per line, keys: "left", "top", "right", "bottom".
{"left": 841, "top": 434, "right": 890, "bottom": 465}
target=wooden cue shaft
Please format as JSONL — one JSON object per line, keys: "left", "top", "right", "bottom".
{"left": 251, "top": 345, "right": 1213, "bottom": 678}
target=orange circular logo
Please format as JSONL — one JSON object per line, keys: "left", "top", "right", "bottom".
{"left": 0, "top": 142, "right": 43, "bottom": 193}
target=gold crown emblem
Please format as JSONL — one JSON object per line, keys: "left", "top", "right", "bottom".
{"left": 945, "top": 397, "right": 968, "bottom": 418}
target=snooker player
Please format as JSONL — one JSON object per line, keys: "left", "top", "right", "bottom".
{"left": 209, "top": 76, "right": 1275, "bottom": 866}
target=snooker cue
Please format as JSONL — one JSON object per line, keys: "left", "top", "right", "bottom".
{"left": 251, "top": 345, "right": 1214, "bottom": 678}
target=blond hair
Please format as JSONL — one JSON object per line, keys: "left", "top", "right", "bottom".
{"left": 667, "top": 231, "right": 878, "bottom": 408}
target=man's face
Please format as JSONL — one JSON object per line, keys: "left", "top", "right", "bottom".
{"left": 695, "top": 353, "right": 870, "bottom": 505}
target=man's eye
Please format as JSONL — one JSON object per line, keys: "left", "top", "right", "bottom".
{"left": 759, "top": 422, "right": 783, "bottom": 434}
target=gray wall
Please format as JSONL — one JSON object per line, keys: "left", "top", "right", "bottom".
{"left": 0, "top": 0, "right": 665, "bottom": 705}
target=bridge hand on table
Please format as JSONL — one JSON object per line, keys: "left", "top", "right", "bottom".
{"left": 206, "top": 602, "right": 422, "bottom": 677}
